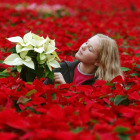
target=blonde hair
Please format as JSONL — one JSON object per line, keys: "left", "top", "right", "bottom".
{"left": 95, "top": 34, "right": 123, "bottom": 82}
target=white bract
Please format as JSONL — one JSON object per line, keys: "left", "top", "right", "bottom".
{"left": 16, "top": 44, "right": 34, "bottom": 53}
{"left": 3, "top": 31, "right": 60, "bottom": 71}
{"left": 44, "top": 36, "right": 56, "bottom": 54}
{"left": 46, "top": 54, "right": 60, "bottom": 71}
{"left": 3, "top": 53, "right": 34, "bottom": 69}
{"left": 7, "top": 32, "right": 32, "bottom": 47}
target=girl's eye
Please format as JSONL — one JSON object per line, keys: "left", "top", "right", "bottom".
{"left": 88, "top": 46, "right": 92, "bottom": 52}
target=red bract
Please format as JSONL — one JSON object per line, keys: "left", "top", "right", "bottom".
{"left": 110, "top": 75, "right": 124, "bottom": 84}
{"left": 0, "top": 91, "right": 8, "bottom": 106}
{"left": 48, "top": 105, "right": 65, "bottom": 120}
{"left": 0, "top": 132, "right": 17, "bottom": 140}
{"left": 0, "top": 108, "right": 28, "bottom": 130}
{"left": 93, "top": 80, "right": 106, "bottom": 87}
{"left": 128, "top": 91, "right": 140, "bottom": 101}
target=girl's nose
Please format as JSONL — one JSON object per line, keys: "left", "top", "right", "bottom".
{"left": 81, "top": 44, "right": 86, "bottom": 51}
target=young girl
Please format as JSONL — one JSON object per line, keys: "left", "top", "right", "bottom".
{"left": 43, "top": 34, "right": 123, "bottom": 86}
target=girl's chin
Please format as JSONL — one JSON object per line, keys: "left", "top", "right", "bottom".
{"left": 75, "top": 54, "right": 82, "bottom": 61}
{"left": 75, "top": 53, "right": 79, "bottom": 59}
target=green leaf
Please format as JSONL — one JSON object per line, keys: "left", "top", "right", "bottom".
{"left": 106, "top": 82, "right": 114, "bottom": 86}
{"left": 44, "top": 65, "right": 53, "bottom": 79}
{"left": 106, "top": 82, "right": 115, "bottom": 90}
{"left": 8, "top": 46, "right": 16, "bottom": 53}
{"left": 65, "top": 96, "right": 70, "bottom": 99}
{"left": 120, "top": 98, "right": 130, "bottom": 106}
{"left": 20, "top": 66, "right": 36, "bottom": 82}
{"left": 73, "top": 59, "right": 77, "bottom": 62}
{"left": 114, "top": 95, "right": 127, "bottom": 106}
{"left": 22, "top": 65, "right": 36, "bottom": 74}
{"left": 27, "top": 50, "right": 37, "bottom": 57}
{"left": 56, "top": 10, "right": 63, "bottom": 18}
{"left": 45, "top": 70, "right": 49, "bottom": 77}
{"left": 55, "top": 83, "right": 59, "bottom": 88}
{"left": 10, "top": 67, "right": 18, "bottom": 72}
{"left": 125, "top": 87, "right": 130, "bottom": 90}
{"left": 0, "top": 68, "right": 6, "bottom": 72}
{"left": 132, "top": 63, "right": 136, "bottom": 65}
{"left": 25, "top": 89, "right": 37, "bottom": 97}
{"left": 17, "top": 65, "right": 22, "bottom": 73}
{"left": 59, "top": 104, "right": 64, "bottom": 108}
{"left": 12, "top": 73, "right": 17, "bottom": 77}
{"left": 0, "top": 72, "right": 9, "bottom": 77}
{"left": 118, "top": 135, "right": 130, "bottom": 140}
{"left": 36, "top": 54, "right": 40, "bottom": 62}
{"left": 136, "top": 64, "right": 140, "bottom": 69}
{"left": 26, "top": 82, "right": 32, "bottom": 84}
{"left": 48, "top": 71, "right": 54, "bottom": 81}
{"left": 130, "top": 73, "right": 140, "bottom": 77}
{"left": 36, "top": 65, "right": 44, "bottom": 80}
{"left": 51, "top": 93, "right": 56, "bottom": 100}
{"left": 25, "top": 71, "right": 36, "bottom": 82}
{"left": 90, "top": 119, "right": 98, "bottom": 124}
{"left": 121, "top": 67, "right": 131, "bottom": 71}
{"left": 17, "top": 96, "right": 31, "bottom": 104}
{"left": 114, "top": 126, "right": 130, "bottom": 133}
{"left": 71, "top": 127, "right": 83, "bottom": 134}
{"left": 109, "top": 97, "right": 114, "bottom": 103}
{"left": 24, "top": 106, "right": 35, "bottom": 113}
{"left": 43, "top": 13, "right": 53, "bottom": 18}
{"left": 13, "top": 100, "right": 21, "bottom": 112}
{"left": 66, "top": 43, "right": 72, "bottom": 47}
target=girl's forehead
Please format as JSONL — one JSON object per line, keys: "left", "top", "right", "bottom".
{"left": 89, "top": 36, "right": 100, "bottom": 47}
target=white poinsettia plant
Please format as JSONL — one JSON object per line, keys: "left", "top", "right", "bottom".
{"left": 3, "top": 31, "right": 61, "bottom": 82}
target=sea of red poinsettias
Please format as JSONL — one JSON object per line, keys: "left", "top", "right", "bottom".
{"left": 0, "top": 0, "right": 140, "bottom": 140}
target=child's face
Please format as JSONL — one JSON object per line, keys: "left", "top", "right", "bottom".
{"left": 75, "top": 35, "right": 100, "bottom": 65}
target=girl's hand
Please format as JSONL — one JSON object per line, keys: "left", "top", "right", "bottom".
{"left": 54, "top": 72, "right": 66, "bottom": 84}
